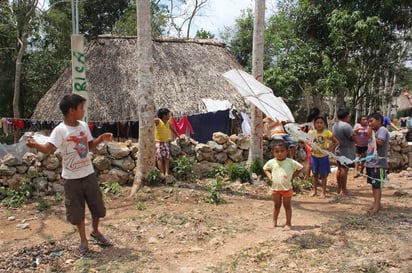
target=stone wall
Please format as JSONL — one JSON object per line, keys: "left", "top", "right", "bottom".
{"left": 0, "top": 131, "right": 409, "bottom": 195}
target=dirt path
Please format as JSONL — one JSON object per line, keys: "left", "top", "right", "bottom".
{"left": 0, "top": 169, "right": 411, "bottom": 272}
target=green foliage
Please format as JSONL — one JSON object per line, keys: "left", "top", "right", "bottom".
{"left": 81, "top": 0, "right": 129, "bottom": 39}
{"left": 221, "top": 8, "right": 254, "bottom": 70}
{"left": 1, "top": 180, "right": 35, "bottom": 208}
{"left": 171, "top": 156, "right": 196, "bottom": 181}
{"left": 292, "top": 178, "right": 312, "bottom": 194}
{"left": 249, "top": 159, "right": 264, "bottom": 176}
{"left": 37, "top": 198, "right": 51, "bottom": 211}
{"left": 206, "top": 175, "right": 225, "bottom": 205}
{"left": 136, "top": 201, "right": 146, "bottom": 211}
{"left": 195, "top": 28, "right": 215, "bottom": 39}
{"left": 227, "top": 163, "right": 250, "bottom": 183}
{"left": 100, "top": 182, "right": 122, "bottom": 195}
{"left": 206, "top": 166, "right": 227, "bottom": 179}
{"left": 54, "top": 192, "right": 64, "bottom": 202}
{"left": 145, "top": 169, "right": 163, "bottom": 185}
{"left": 0, "top": 135, "right": 14, "bottom": 145}
{"left": 113, "top": 0, "right": 168, "bottom": 37}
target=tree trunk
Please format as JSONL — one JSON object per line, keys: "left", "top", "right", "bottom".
{"left": 247, "top": 0, "right": 265, "bottom": 165}
{"left": 130, "top": 0, "right": 156, "bottom": 196}
{"left": 12, "top": 0, "right": 38, "bottom": 143}
{"left": 13, "top": 37, "right": 27, "bottom": 119}
{"left": 12, "top": 36, "right": 27, "bottom": 143}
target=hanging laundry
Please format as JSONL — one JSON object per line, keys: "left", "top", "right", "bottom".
{"left": 171, "top": 116, "right": 194, "bottom": 136}
{"left": 187, "top": 110, "right": 231, "bottom": 144}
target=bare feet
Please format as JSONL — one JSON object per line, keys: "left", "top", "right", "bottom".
{"left": 319, "top": 193, "right": 326, "bottom": 199}
{"left": 273, "top": 220, "right": 278, "bottom": 228}
{"left": 367, "top": 208, "right": 380, "bottom": 215}
{"left": 283, "top": 225, "right": 292, "bottom": 231}
{"left": 368, "top": 205, "right": 381, "bottom": 214}
{"left": 309, "top": 191, "right": 317, "bottom": 197}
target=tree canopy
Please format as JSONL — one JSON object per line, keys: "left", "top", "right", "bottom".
{"left": 0, "top": 0, "right": 411, "bottom": 123}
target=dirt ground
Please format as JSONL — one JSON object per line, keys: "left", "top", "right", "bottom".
{"left": 0, "top": 168, "right": 411, "bottom": 273}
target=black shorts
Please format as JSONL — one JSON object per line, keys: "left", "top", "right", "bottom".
{"left": 356, "top": 146, "right": 367, "bottom": 154}
{"left": 337, "top": 161, "right": 354, "bottom": 169}
{"left": 366, "top": 167, "right": 385, "bottom": 189}
{"left": 64, "top": 173, "right": 106, "bottom": 225}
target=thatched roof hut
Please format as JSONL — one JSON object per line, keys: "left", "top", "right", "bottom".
{"left": 31, "top": 36, "right": 249, "bottom": 121}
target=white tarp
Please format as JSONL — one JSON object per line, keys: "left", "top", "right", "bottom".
{"left": 222, "top": 69, "right": 295, "bottom": 122}
{"left": 201, "top": 98, "right": 232, "bottom": 112}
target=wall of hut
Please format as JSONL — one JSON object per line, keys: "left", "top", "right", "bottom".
{"left": 0, "top": 131, "right": 410, "bottom": 196}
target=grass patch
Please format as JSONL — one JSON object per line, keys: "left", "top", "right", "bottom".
{"left": 286, "top": 232, "right": 334, "bottom": 249}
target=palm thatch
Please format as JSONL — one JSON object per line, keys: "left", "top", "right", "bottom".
{"left": 395, "top": 94, "right": 411, "bottom": 112}
{"left": 31, "top": 36, "right": 249, "bottom": 121}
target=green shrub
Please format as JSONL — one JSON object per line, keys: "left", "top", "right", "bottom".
{"left": 37, "top": 198, "right": 51, "bottom": 211}
{"left": 0, "top": 135, "right": 14, "bottom": 145}
{"left": 206, "top": 166, "right": 227, "bottom": 178}
{"left": 54, "top": 193, "right": 64, "bottom": 202}
{"left": 171, "top": 156, "right": 196, "bottom": 181}
{"left": 227, "top": 163, "right": 250, "bottom": 183}
{"left": 293, "top": 178, "right": 312, "bottom": 194}
{"left": 206, "top": 175, "right": 225, "bottom": 204}
{"left": 100, "top": 182, "right": 122, "bottom": 195}
{"left": 1, "top": 180, "right": 35, "bottom": 208}
{"left": 146, "top": 169, "right": 162, "bottom": 185}
{"left": 136, "top": 201, "right": 146, "bottom": 211}
{"left": 249, "top": 158, "right": 264, "bottom": 176}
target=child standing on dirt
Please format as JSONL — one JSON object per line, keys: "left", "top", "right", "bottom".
{"left": 26, "top": 94, "right": 113, "bottom": 257}
{"left": 263, "top": 140, "right": 303, "bottom": 230}
{"left": 154, "top": 108, "right": 179, "bottom": 178}
{"left": 365, "top": 112, "right": 389, "bottom": 214}
{"left": 308, "top": 116, "right": 339, "bottom": 198}
{"left": 353, "top": 116, "right": 369, "bottom": 179}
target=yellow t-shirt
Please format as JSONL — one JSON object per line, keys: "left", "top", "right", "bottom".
{"left": 309, "top": 129, "right": 333, "bottom": 158}
{"left": 155, "top": 119, "right": 171, "bottom": 142}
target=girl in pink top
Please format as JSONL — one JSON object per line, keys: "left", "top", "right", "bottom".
{"left": 353, "top": 116, "right": 369, "bottom": 178}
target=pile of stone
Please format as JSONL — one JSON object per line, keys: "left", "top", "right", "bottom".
{"left": 0, "top": 131, "right": 409, "bottom": 196}
{"left": 388, "top": 131, "right": 410, "bottom": 169}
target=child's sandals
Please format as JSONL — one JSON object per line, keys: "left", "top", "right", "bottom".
{"left": 73, "top": 246, "right": 90, "bottom": 258}
{"left": 90, "top": 233, "right": 113, "bottom": 247}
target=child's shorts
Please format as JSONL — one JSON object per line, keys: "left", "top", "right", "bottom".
{"left": 155, "top": 141, "right": 170, "bottom": 160}
{"left": 64, "top": 173, "right": 106, "bottom": 225}
{"left": 356, "top": 146, "right": 367, "bottom": 154}
{"left": 366, "top": 167, "right": 385, "bottom": 189}
{"left": 311, "top": 155, "right": 331, "bottom": 176}
{"left": 272, "top": 189, "right": 293, "bottom": 198}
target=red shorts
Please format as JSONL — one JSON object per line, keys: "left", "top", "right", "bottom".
{"left": 272, "top": 189, "right": 293, "bottom": 197}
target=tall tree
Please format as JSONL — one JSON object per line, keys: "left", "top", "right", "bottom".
{"left": 0, "top": 1, "right": 16, "bottom": 117}
{"left": 80, "top": 0, "right": 129, "bottom": 39}
{"left": 130, "top": 0, "right": 156, "bottom": 195}
{"left": 113, "top": 0, "right": 168, "bottom": 37}
{"left": 248, "top": 0, "right": 265, "bottom": 165}
{"left": 9, "top": 0, "right": 39, "bottom": 120}
{"left": 163, "top": 0, "right": 209, "bottom": 38}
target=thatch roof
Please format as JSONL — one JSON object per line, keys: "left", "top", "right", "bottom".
{"left": 395, "top": 94, "right": 411, "bottom": 111}
{"left": 31, "top": 36, "right": 249, "bottom": 121}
